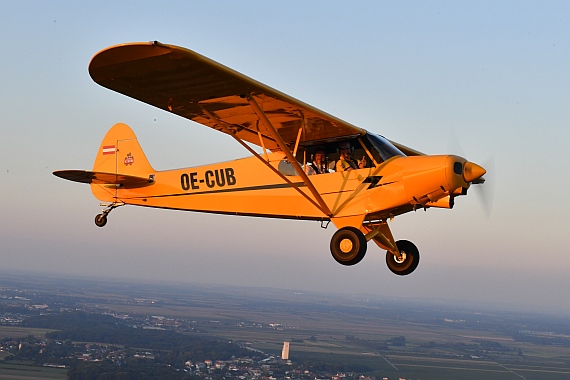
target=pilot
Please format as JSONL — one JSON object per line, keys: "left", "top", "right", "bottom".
{"left": 306, "top": 149, "right": 328, "bottom": 175}
{"left": 336, "top": 142, "right": 367, "bottom": 172}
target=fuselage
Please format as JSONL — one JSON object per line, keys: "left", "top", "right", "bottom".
{"left": 91, "top": 152, "right": 470, "bottom": 222}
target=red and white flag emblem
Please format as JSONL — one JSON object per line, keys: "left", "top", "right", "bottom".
{"left": 102, "top": 145, "right": 115, "bottom": 155}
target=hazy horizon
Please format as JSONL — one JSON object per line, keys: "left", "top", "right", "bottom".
{"left": 0, "top": 268, "right": 566, "bottom": 317}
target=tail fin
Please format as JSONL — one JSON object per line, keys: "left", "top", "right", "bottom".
{"left": 93, "top": 123, "right": 154, "bottom": 176}
{"left": 90, "top": 123, "right": 154, "bottom": 202}
{"left": 53, "top": 123, "right": 155, "bottom": 203}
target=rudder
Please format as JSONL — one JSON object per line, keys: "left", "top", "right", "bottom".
{"left": 91, "top": 123, "right": 154, "bottom": 202}
{"left": 93, "top": 123, "right": 154, "bottom": 176}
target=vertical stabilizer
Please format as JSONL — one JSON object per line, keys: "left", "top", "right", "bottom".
{"left": 91, "top": 123, "right": 154, "bottom": 202}
{"left": 93, "top": 123, "right": 154, "bottom": 175}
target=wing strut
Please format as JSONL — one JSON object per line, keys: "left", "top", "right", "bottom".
{"left": 198, "top": 106, "right": 329, "bottom": 216}
{"left": 358, "top": 137, "right": 379, "bottom": 167}
{"left": 256, "top": 120, "right": 270, "bottom": 161}
{"left": 292, "top": 120, "right": 304, "bottom": 157}
{"left": 231, "top": 135, "right": 328, "bottom": 214}
{"left": 247, "top": 95, "right": 333, "bottom": 217}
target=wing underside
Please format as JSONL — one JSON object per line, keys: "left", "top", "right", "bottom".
{"left": 88, "top": 42, "right": 366, "bottom": 152}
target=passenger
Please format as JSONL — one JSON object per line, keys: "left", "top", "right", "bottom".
{"left": 336, "top": 142, "right": 367, "bottom": 172}
{"left": 306, "top": 149, "right": 329, "bottom": 175}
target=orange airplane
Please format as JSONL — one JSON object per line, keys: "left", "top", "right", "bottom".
{"left": 54, "top": 42, "right": 486, "bottom": 276}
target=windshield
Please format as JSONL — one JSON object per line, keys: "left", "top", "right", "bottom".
{"left": 364, "top": 133, "right": 406, "bottom": 162}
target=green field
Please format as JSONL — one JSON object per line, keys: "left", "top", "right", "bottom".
{"left": 0, "top": 361, "right": 67, "bottom": 380}
{"left": 0, "top": 326, "right": 56, "bottom": 340}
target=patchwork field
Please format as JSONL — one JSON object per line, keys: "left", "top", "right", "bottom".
{"left": 1, "top": 274, "right": 569, "bottom": 379}
{"left": 0, "top": 361, "right": 67, "bottom": 380}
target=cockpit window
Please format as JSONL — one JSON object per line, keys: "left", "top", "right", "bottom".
{"left": 363, "top": 133, "right": 406, "bottom": 162}
{"left": 289, "top": 132, "right": 405, "bottom": 175}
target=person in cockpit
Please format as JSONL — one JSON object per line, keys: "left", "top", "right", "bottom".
{"left": 306, "top": 149, "right": 329, "bottom": 175}
{"left": 336, "top": 142, "right": 367, "bottom": 171}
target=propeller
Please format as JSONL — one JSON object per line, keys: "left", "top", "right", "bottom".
{"left": 472, "top": 158, "right": 494, "bottom": 217}
{"left": 449, "top": 129, "right": 495, "bottom": 217}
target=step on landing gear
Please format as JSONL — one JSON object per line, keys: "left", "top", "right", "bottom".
{"left": 94, "top": 202, "right": 124, "bottom": 227}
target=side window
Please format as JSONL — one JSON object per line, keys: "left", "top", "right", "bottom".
{"left": 278, "top": 159, "right": 300, "bottom": 176}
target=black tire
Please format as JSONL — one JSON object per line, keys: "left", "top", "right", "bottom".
{"left": 386, "top": 240, "right": 420, "bottom": 275}
{"left": 330, "top": 227, "right": 367, "bottom": 266}
{"left": 95, "top": 214, "right": 107, "bottom": 227}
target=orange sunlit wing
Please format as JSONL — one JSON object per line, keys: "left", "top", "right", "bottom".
{"left": 88, "top": 42, "right": 366, "bottom": 152}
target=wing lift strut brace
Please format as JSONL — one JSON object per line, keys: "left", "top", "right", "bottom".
{"left": 198, "top": 98, "right": 333, "bottom": 218}
{"left": 199, "top": 99, "right": 401, "bottom": 258}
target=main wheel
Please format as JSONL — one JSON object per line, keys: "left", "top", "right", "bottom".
{"left": 94, "top": 214, "right": 107, "bottom": 227}
{"left": 330, "top": 227, "right": 367, "bottom": 266}
{"left": 386, "top": 240, "right": 420, "bottom": 275}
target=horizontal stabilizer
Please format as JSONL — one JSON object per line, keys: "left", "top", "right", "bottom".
{"left": 53, "top": 170, "right": 154, "bottom": 188}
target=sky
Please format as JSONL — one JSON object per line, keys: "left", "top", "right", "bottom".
{"left": 1, "top": 1, "right": 569, "bottom": 314}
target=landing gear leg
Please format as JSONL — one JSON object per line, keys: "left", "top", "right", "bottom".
{"left": 94, "top": 202, "right": 124, "bottom": 228}
{"left": 363, "top": 221, "right": 420, "bottom": 275}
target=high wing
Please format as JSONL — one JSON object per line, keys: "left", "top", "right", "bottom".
{"left": 88, "top": 42, "right": 366, "bottom": 152}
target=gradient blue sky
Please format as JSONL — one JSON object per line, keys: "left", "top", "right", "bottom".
{"left": 1, "top": 1, "right": 569, "bottom": 313}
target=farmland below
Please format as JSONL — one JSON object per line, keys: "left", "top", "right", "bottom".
{"left": 1, "top": 272, "right": 569, "bottom": 379}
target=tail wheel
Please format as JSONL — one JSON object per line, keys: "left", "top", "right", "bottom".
{"left": 330, "top": 227, "right": 367, "bottom": 266}
{"left": 386, "top": 240, "right": 420, "bottom": 276}
{"left": 94, "top": 214, "right": 107, "bottom": 227}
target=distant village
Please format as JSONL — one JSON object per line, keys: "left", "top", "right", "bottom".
{"left": 0, "top": 287, "right": 380, "bottom": 380}
{"left": 1, "top": 334, "right": 377, "bottom": 380}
